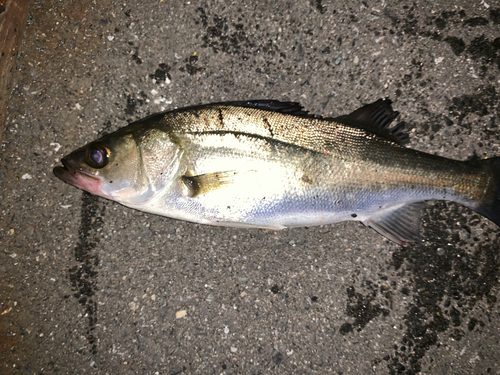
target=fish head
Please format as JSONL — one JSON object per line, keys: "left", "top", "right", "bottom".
{"left": 53, "top": 130, "right": 167, "bottom": 206}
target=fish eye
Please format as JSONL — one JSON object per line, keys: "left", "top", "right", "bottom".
{"left": 86, "top": 144, "right": 109, "bottom": 168}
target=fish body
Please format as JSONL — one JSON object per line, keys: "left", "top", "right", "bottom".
{"left": 54, "top": 100, "right": 500, "bottom": 245}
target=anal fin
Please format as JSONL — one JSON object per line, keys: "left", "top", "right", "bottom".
{"left": 363, "top": 202, "right": 427, "bottom": 246}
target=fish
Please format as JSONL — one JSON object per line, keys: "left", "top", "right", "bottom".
{"left": 53, "top": 99, "right": 500, "bottom": 245}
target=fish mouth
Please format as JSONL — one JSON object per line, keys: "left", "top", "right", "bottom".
{"left": 53, "top": 158, "right": 103, "bottom": 192}
{"left": 53, "top": 162, "right": 72, "bottom": 183}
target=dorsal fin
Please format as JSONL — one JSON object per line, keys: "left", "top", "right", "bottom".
{"left": 160, "top": 99, "right": 408, "bottom": 154}
{"left": 223, "top": 100, "right": 310, "bottom": 116}
{"left": 334, "top": 99, "right": 408, "bottom": 144}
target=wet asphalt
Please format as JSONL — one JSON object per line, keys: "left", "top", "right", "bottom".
{"left": 1, "top": 0, "right": 500, "bottom": 374}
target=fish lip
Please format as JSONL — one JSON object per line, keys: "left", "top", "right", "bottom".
{"left": 53, "top": 157, "right": 72, "bottom": 182}
{"left": 53, "top": 158, "right": 102, "bottom": 184}
{"left": 53, "top": 165, "right": 70, "bottom": 181}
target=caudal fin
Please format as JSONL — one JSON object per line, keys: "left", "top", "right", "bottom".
{"left": 468, "top": 157, "right": 500, "bottom": 227}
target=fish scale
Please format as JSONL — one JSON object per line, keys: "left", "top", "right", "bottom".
{"left": 54, "top": 99, "right": 500, "bottom": 245}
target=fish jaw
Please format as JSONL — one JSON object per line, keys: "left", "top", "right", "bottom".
{"left": 53, "top": 158, "right": 105, "bottom": 196}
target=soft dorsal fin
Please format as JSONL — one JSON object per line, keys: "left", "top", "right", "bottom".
{"left": 334, "top": 99, "right": 408, "bottom": 144}
{"left": 231, "top": 99, "right": 409, "bottom": 144}
{"left": 223, "top": 100, "right": 310, "bottom": 116}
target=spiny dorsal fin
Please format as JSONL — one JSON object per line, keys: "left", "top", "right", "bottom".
{"left": 363, "top": 201, "right": 427, "bottom": 245}
{"left": 223, "top": 100, "right": 310, "bottom": 116}
{"left": 335, "top": 99, "right": 408, "bottom": 145}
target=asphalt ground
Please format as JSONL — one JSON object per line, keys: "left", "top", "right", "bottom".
{"left": 1, "top": 0, "right": 500, "bottom": 374}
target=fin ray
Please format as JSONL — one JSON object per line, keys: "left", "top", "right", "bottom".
{"left": 223, "top": 100, "right": 310, "bottom": 116}
{"left": 363, "top": 202, "right": 427, "bottom": 245}
{"left": 181, "top": 170, "right": 238, "bottom": 198}
{"left": 335, "top": 99, "right": 408, "bottom": 144}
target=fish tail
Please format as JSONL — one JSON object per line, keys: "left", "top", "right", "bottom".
{"left": 467, "top": 157, "right": 500, "bottom": 227}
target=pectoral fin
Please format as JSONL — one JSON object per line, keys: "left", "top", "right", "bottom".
{"left": 181, "top": 171, "right": 238, "bottom": 198}
{"left": 363, "top": 202, "right": 427, "bottom": 246}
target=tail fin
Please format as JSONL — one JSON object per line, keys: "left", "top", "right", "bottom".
{"left": 468, "top": 157, "right": 500, "bottom": 227}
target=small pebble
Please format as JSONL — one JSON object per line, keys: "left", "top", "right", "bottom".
{"left": 176, "top": 310, "right": 187, "bottom": 319}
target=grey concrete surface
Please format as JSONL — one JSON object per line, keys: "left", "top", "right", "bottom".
{"left": 1, "top": 0, "right": 500, "bottom": 374}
